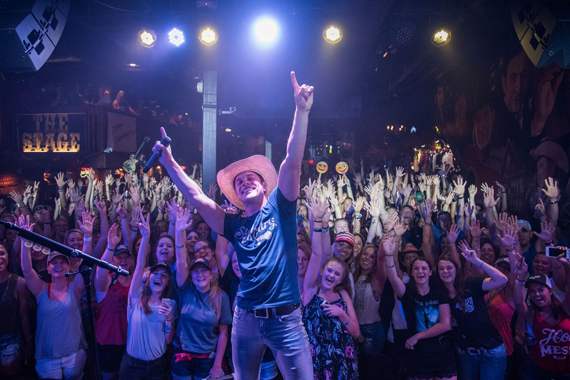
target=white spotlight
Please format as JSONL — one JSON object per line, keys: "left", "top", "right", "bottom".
{"left": 169, "top": 28, "right": 185, "bottom": 46}
{"left": 254, "top": 17, "right": 279, "bottom": 44}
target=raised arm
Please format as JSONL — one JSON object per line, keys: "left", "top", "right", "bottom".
{"left": 512, "top": 251, "right": 533, "bottom": 324}
{"left": 174, "top": 208, "right": 192, "bottom": 288}
{"left": 303, "top": 196, "right": 326, "bottom": 305}
{"left": 559, "top": 258, "right": 570, "bottom": 315}
{"left": 16, "top": 215, "right": 46, "bottom": 297}
{"left": 460, "top": 245, "right": 508, "bottom": 290}
{"left": 382, "top": 235, "right": 406, "bottom": 298}
{"left": 95, "top": 223, "right": 121, "bottom": 292}
{"left": 129, "top": 214, "right": 151, "bottom": 304}
{"left": 278, "top": 72, "right": 314, "bottom": 202}
{"left": 215, "top": 235, "right": 230, "bottom": 278}
{"left": 542, "top": 178, "right": 559, "bottom": 227}
{"left": 153, "top": 127, "right": 225, "bottom": 235}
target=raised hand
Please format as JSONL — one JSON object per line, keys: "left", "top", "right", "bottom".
{"left": 381, "top": 234, "right": 396, "bottom": 256}
{"left": 303, "top": 178, "right": 316, "bottom": 199}
{"left": 9, "top": 190, "right": 23, "bottom": 205}
{"left": 447, "top": 224, "right": 461, "bottom": 244}
{"left": 364, "top": 198, "right": 382, "bottom": 219}
{"left": 495, "top": 181, "right": 506, "bottom": 194}
{"left": 459, "top": 244, "right": 480, "bottom": 265}
{"left": 508, "top": 215, "right": 522, "bottom": 233}
{"left": 469, "top": 219, "right": 482, "bottom": 239}
{"left": 496, "top": 212, "right": 509, "bottom": 233}
{"left": 542, "top": 177, "right": 559, "bottom": 201}
{"left": 291, "top": 71, "right": 314, "bottom": 112}
{"left": 15, "top": 215, "right": 35, "bottom": 237}
{"left": 175, "top": 208, "right": 192, "bottom": 235}
{"left": 394, "top": 219, "right": 408, "bottom": 237}
{"left": 511, "top": 251, "right": 528, "bottom": 278}
{"left": 166, "top": 200, "right": 180, "bottom": 223}
{"left": 207, "top": 183, "right": 218, "bottom": 200}
{"left": 453, "top": 176, "right": 466, "bottom": 196}
{"left": 78, "top": 210, "right": 94, "bottom": 238}
{"left": 468, "top": 184, "right": 477, "bottom": 199}
{"left": 483, "top": 186, "right": 500, "bottom": 209}
{"left": 138, "top": 214, "right": 151, "bottom": 239}
{"left": 129, "top": 207, "right": 142, "bottom": 230}
{"left": 107, "top": 223, "right": 122, "bottom": 248}
{"left": 383, "top": 211, "right": 398, "bottom": 232}
{"left": 95, "top": 197, "right": 107, "bottom": 216}
{"left": 55, "top": 172, "right": 66, "bottom": 188}
{"left": 354, "top": 196, "right": 366, "bottom": 213}
{"left": 534, "top": 199, "right": 546, "bottom": 221}
{"left": 533, "top": 221, "right": 554, "bottom": 243}
{"left": 67, "top": 178, "right": 76, "bottom": 189}
{"left": 499, "top": 225, "right": 517, "bottom": 248}
{"left": 116, "top": 203, "right": 128, "bottom": 220}
{"left": 309, "top": 196, "right": 328, "bottom": 220}
{"left": 105, "top": 174, "right": 114, "bottom": 187}
{"left": 395, "top": 166, "right": 405, "bottom": 178}
{"left": 111, "top": 189, "right": 123, "bottom": 205}
{"left": 151, "top": 127, "right": 174, "bottom": 166}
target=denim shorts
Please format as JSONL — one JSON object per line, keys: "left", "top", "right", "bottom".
{"left": 170, "top": 347, "right": 215, "bottom": 380}
{"left": 360, "top": 321, "right": 385, "bottom": 355}
{"left": 120, "top": 352, "right": 167, "bottom": 380}
{"left": 0, "top": 332, "right": 24, "bottom": 367}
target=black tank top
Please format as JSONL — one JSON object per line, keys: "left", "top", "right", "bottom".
{"left": 0, "top": 273, "right": 21, "bottom": 335}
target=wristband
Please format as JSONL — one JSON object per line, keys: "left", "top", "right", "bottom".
{"left": 478, "top": 261, "right": 484, "bottom": 268}
{"left": 457, "top": 195, "right": 464, "bottom": 199}
{"left": 83, "top": 237, "right": 92, "bottom": 242}
{"left": 175, "top": 244, "right": 185, "bottom": 249}
{"left": 322, "top": 227, "right": 330, "bottom": 233}
{"left": 58, "top": 188, "right": 65, "bottom": 192}
{"left": 386, "top": 264, "right": 395, "bottom": 269}
{"left": 106, "top": 247, "right": 114, "bottom": 251}
{"left": 314, "top": 220, "right": 322, "bottom": 223}
{"left": 313, "top": 228, "right": 323, "bottom": 232}
{"left": 343, "top": 317, "right": 351, "bottom": 327}
{"left": 550, "top": 200, "right": 558, "bottom": 205}
{"left": 515, "top": 278, "right": 526, "bottom": 286}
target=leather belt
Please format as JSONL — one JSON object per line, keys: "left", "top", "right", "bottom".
{"left": 247, "top": 303, "right": 301, "bottom": 318}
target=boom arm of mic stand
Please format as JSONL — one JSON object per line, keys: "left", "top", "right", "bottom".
{"left": 0, "top": 221, "right": 129, "bottom": 277}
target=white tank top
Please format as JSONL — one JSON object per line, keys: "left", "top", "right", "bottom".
{"left": 353, "top": 275, "right": 381, "bottom": 324}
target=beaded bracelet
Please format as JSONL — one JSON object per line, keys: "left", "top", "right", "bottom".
{"left": 343, "top": 318, "right": 351, "bottom": 327}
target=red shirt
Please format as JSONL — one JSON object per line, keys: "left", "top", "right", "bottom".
{"left": 486, "top": 290, "right": 515, "bottom": 355}
{"left": 95, "top": 276, "right": 129, "bottom": 345}
{"left": 529, "top": 309, "right": 570, "bottom": 374}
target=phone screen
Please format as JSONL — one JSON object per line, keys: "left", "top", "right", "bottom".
{"left": 546, "top": 246, "right": 569, "bottom": 258}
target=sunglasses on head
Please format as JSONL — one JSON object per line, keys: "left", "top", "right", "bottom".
{"left": 34, "top": 205, "right": 52, "bottom": 213}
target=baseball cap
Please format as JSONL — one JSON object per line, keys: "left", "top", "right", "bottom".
{"left": 494, "top": 256, "right": 510, "bottom": 267}
{"left": 518, "top": 219, "right": 532, "bottom": 232}
{"left": 189, "top": 258, "right": 211, "bottom": 271}
{"left": 114, "top": 244, "right": 132, "bottom": 257}
{"left": 47, "top": 251, "right": 70, "bottom": 264}
{"left": 149, "top": 262, "right": 172, "bottom": 275}
{"left": 334, "top": 232, "right": 355, "bottom": 247}
{"left": 526, "top": 274, "right": 552, "bottom": 289}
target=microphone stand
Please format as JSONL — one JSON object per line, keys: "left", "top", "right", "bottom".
{"left": 1, "top": 221, "right": 129, "bottom": 380}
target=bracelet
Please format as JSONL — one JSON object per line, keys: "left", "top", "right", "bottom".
{"left": 83, "top": 237, "right": 92, "bottom": 242}
{"left": 131, "top": 228, "right": 138, "bottom": 232}
{"left": 515, "top": 278, "right": 526, "bottom": 286}
{"left": 386, "top": 264, "right": 395, "bottom": 269}
{"left": 58, "top": 188, "right": 65, "bottom": 192}
{"left": 106, "top": 247, "right": 113, "bottom": 251}
{"left": 314, "top": 220, "right": 322, "bottom": 223}
{"left": 385, "top": 254, "right": 394, "bottom": 256}
{"left": 478, "top": 261, "right": 484, "bottom": 268}
{"left": 342, "top": 317, "right": 351, "bottom": 327}
{"left": 458, "top": 195, "right": 464, "bottom": 199}
{"left": 313, "top": 228, "right": 323, "bottom": 232}
{"left": 550, "top": 200, "right": 558, "bottom": 205}
{"left": 395, "top": 240, "right": 401, "bottom": 244}
{"left": 322, "top": 227, "right": 330, "bottom": 233}
{"left": 170, "top": 222, "right": 176, "bottom": 226}
{"left": 175, "top": 244, "right": 185, "bottom": 249}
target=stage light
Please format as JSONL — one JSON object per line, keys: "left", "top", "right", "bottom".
{"left": 254, "top": 17, "right": 279, "bottom": 44}
{"left": 199, "top": 27, "right": 218, "bottom": 46}
{"left": 169, "top": 28, "right": 185, "bottom": 47}
{"left": 324, "top": 25, "right": 342, "bottom": 44}
{"left": 138, "top": 29, "right": 156, "bottom": 48}
{"left": 432, "top": 29, "right": 451, "bottom": 46}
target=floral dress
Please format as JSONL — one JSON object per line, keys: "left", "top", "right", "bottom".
{"left": 303, "top": 293, "right": 358, "bottom": 380}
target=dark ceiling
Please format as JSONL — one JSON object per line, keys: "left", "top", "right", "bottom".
{"left": 1, "top": 0, "right": 518, "bottom": 140}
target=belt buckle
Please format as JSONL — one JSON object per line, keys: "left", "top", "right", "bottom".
{"left": 467, "top": 347, "right": 480, "bottom": 355}
{"left": 254, "top": 308, "right": 270, "bottom": 319}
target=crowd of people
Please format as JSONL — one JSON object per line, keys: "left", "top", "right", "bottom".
{"left": 0, "top": 159, "right": 568, "bottom": 379}
{"left": 0, "top": 72, "right": 569, "bottom": 380}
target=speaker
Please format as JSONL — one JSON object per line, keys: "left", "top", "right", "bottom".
{"left": 0, "top": 0, "right": 70, "bottom": 72}
{"left": 510, "top": 0, "right": 570, "bottom": 68}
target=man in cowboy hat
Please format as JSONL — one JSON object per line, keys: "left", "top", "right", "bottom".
{"left": 152, "top": 72, "right": 314, "bottom": 379}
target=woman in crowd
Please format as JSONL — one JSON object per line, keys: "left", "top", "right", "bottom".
{"left": 173, "top": 208, "right": 231, "bottom": 380}
{"left": 94, "top": 223, "right": 133, "bottom": 380}
{"left": 153, "top": 235, "right": 175, "bottom": 270}
{"left": 18, "top": 215, "right": 88, "bottom": 380}
{"left": 383, "top": 234, "right": 457, "bottom": 380}
{"left": 513, "top": 251, "right": 570, "bottom": 379}
{"left": 435, "top": 245, "right": 509, "bottom": 380}
{"left": 352, "top": 233, "right": 364, "bottom": 260}
{"left": 303, "top": 197, "right": 360, "bottom": 379}
{"left": 0, "top": 241, "right": 32, "bottom": 378}
{"left": 353, "top": 243, "right": 386, "bottom": 380}
{"left": 185, "top": 229, "right": 200, "bottom": 261}
{"left": 120, "top": 213, "right": 176, "bottom": 380}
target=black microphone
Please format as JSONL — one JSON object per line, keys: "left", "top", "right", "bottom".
{"left": 143, "top": 136, "right": 171, "bottom": 173}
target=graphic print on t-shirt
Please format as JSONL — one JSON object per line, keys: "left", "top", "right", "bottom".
{"left": 455, "top": 296, "right": 475, "bottom": 313}
{"left": 415, "top": 299, "right": 440, "bottom": 332}
{"left": 234, "top": 218, "right": 276, "bottom": 248}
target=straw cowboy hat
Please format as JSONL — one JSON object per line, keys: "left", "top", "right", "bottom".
{"left": 216, "top": 155, "right": 278, "bottom": 210}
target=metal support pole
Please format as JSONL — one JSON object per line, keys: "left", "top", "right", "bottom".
{"left": 202, "top": 70, "right": 217, "bottom": 193}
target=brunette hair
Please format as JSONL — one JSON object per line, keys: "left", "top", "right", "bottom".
{"left": 434, "top": 255, "right": 466, "bottom": 311}
{"left": 353, "top": 244, "right": 377, "bottom": 285}
{"left": 298, "top": 243, "right": 312, "bottom": 262}
{"left": 321, "top": 258, "right": 353, "bottom": 296}
{"left": 0, "top": 241, "right": 13, "bottom": 273}
{"left": 407, "top": 257, "right": 432, "bottom": 293}
{"left": 64, "top": 229, "right": 84, "bottom": 244}
{"left": 149, "top": 235, "right": 176, "bottom": 267}
{"left": 141, "top": 268, "right": 172, "bottom": 314}
{"left": 297, "top": 230, "right": 311, "bottom": 246}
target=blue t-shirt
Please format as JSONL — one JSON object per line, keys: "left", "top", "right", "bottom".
{"left": 223, "top": 188, "right": 300, "bottom": 310}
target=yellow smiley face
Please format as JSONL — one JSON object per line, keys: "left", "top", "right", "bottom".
{"left": 316, "top": 161, "right": 328, "bottom": 174}
{"left": 335, "top": 161, "right": 349, "bottom": 174}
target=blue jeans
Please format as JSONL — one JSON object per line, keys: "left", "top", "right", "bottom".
{"left": 232, "top": 306, "right": 313, "bottom": 380}
{"left": 120, "top": 352, "right": 167, "bottom": 380}
{"left": 458, "top": 344, "right": 507, "bottom": 380}
{"left": 360, "top": 321, "right": 385, "bottom": 355}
